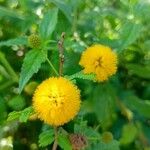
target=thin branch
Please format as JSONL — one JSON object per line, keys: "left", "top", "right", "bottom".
{"left": 52, "top": 127, "right": 58, "bottom": 150}
{"left": 58, "top": 32, "right": 65, "bottom": 76}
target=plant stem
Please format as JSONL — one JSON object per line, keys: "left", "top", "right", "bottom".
{"left": 0, "top": 51, "right": 18, "bottom": 82}
{"left": 46, "top": 58, "right": 59, "bottom": 76}
{"left": 52, "top": 32, "right": 66, "bottom": 150}
{"left": 52, "top": 127, "right": 58, "bottom": 150}
{"left": 58, "top": 32, "right": 65, "bottom": 76}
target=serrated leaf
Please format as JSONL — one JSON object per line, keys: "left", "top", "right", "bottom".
{"left": 58, "top": 134, "right": 72, "bottom": 150}
{"left": 48, "top": 0, "right": 72, "bottom": 22}
{"left": 7, "top": 111, "right": 21, "bottom": 122}
{"left": 19, "top": 49, "right": 47, "bottom": 93}
{"left": 19, "top": 106, "right": 34, "bottom": 122}
{"left": 39, "top": 8, "right": 58, "bottom": 40}
{"left": 74, "top": 121, "right": 100, "bottom": 140}
{"left": 39, "top": 129, "right": 54, "bottom": 147}
{"left": 67, "top": 71, "right": 96, "bottom": 81}
{"left": 0, "top": 37, "right": 28, "bottom": 47}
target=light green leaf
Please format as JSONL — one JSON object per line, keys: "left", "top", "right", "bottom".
{"left": 39, "top": 129, "right": 54, "bottom": 147}
{"left": 19, "top": 49, "right": 47, "bottom": 93}
{"left": 7, "top": 111, "right": 21, "bottom": 122}
{"left": 39, "top": 8, "right": 58, "bottom": 40}
{"left": 67, "top": 71, "right": 96, "bottom": 81}
{"left": 119, "top": 123, "right": 138, "bottom": 145}
{"left": 48, "top": 0, "right": 72, "bottom": 22}
{"left": 0, "top": 37, "right": 28, "bottom": 47}
{"left": 19, "top": 106, "right": 34, "bottom": 122}
{"left": 58, "top": 134, "right": 72, "bottom": 150}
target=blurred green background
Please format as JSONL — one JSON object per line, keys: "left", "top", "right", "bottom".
{"left": 0, "top": 0, "right": 150, "bottom": 150}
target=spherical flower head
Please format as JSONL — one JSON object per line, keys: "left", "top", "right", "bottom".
{"left": 28, "top": 34, "right": 41, "bottom": 48}
{"left": 79, "top": 44, "right": 117, "bottom": 82}
{"left": 32, "top": 77, "right": 81, "bottom": 126}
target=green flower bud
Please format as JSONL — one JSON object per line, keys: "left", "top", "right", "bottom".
{"left": 102, "top": 132, "right": 113, "bottom": 143}
{"left": 28, "top": 34, "right": 41, "bottom": 48}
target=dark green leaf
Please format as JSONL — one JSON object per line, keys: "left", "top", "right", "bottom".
{"left": 19, "top": 49, "right": 47, "bottom": 93}
{"left": 8, "top": 95, "right": 26, "bottom": 111}
{"left": 124, "top": 95, "right": 150, "bottom": 118}
{"left": 87, "top": 140, "right": 120, "bottom": 150}
{"left": 39, "top": 8, "right": 58, "bottom": 40}
{"left": 126, "top": 63, "right": 150, "bottom": 79}
{"left": 48, "top": 0, "right": 72, "bottom": 22}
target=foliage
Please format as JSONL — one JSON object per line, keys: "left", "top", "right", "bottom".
{"left": 0, "top": 0, "right": 150, "bottom": 150}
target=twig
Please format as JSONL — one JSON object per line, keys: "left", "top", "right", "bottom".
{"left": 52, "top": 32, "right": 66, "bottom": 150}
{"left": 58, "top": 32, "right": 65, "bottom": 76}
{"left": 52, "top": 127, "right": 58, "bottom": 150}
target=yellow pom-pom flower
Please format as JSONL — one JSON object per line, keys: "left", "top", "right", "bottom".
{"left": 32, "top": 77, "right": 80, "bottom": 126}
{"left": 79, "top": 44, "right": 117, "bottom": 82}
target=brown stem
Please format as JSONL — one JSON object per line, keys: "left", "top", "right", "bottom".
{"left": 58, "top": 32, "right": 65, "bottom": 76}
{"left": 52, "top": 33, "right": 66, "bottom": 150}
{"left": 52, "top": 127, "right": 58, "bottom": 150}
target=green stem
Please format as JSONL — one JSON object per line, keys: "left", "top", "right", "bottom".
{"left": 0, "top": 52, "right": 18, "bottom": 82}
{"left": 46, "top": 58, "right": 59, "bottom": 76}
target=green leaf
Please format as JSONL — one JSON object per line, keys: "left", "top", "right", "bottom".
{"left": 58, "top": 134, "right": 72, "bottom": 150}
{"left": 7, "top": 111, "right": 21, "bottom": 122}
{"left": 39, "top": 129, "right": 54, "bottom": 147}
{"left": 39, "top": 8, "right": 58, "bottom": 40}
{"left": 0, "top": 37, "right": 28, "bottom": 47}
{"left": 19, "top": 106, "right": 34, "bottom": 122}
{"left": 48, "top": 0, "right": 72, "bottom": 22}
{"left": 7, "top": 106, "right": 34, "bottom": 122}
{"left": 8, "top": 95, "right": 26, "bottom": 111}
{"left": 126, "top": 63, "right": 150, "bottom": 79}
{"left": 88, "top": 140, "right": 120, "bottom": 150}
{"left": 67, "top": 71, "right": 96, "bottom": 81}
{"left": 92, "top": 84, "right": 116, "bottom": 128}
{"left": 119, "top": 123, "right": 138, "bottom": 145}
{"left": 0, "top": 6, "right": 24, "bottom": 19}
{"left": 124, "top": 95, "right": 150, "bottom": 118}
{"left": 19, "top": 49, "right": 47, "bottom": 93}
{"left": 118, "top": 22, "right": 142, "bottom": 50}
{"left": 74, "top": 121, "right": 100, "bottom": 140}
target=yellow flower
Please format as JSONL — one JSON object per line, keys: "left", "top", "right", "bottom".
{"left": 79, "top": 44, "right": 117, "bottom": 81}
{"left": 32, "top": 77, "right": 80, "bottom": 126}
